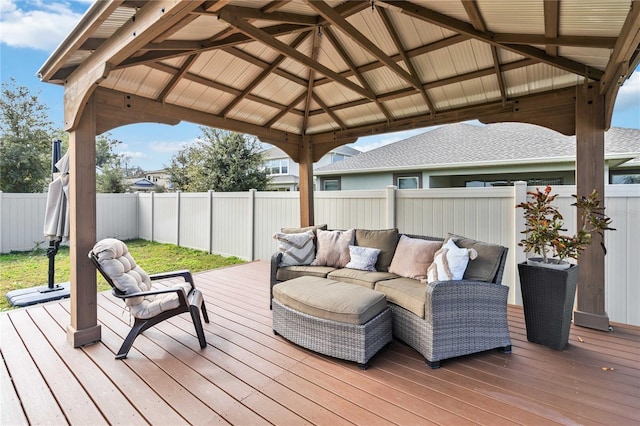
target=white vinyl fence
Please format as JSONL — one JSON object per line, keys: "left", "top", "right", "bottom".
{"left": 1, "top": 184, "right": 638, "bottom": 326}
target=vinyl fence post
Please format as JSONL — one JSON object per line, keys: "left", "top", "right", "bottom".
{"left": 386, "top": 185, "right": 397, "bottom": 229}
{"left": 176, "top": 190, "right": 181, "bottom": 246}
{"left": 249, "top": 189, "right": 257, "bottom": 261}
{"left": 150, "top": 191, "right": 155, "bottom": 242}
{"left": 208, "top": 190, "right": 214, "bottom": 254}
{"left": 513, "top": 180, "right": 528, "bottom": 305}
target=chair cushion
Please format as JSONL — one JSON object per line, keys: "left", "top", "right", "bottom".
{"left": 446, "top": 233, "right": 505, "bottom": 282}
{"left": 276, "top": 265, "right": 337, "bottom": 281}
{"left": 354, "top": 228, "right": 400, "bottom": 272}
{"left": 327, "top": 268, "right": 398, "bottom": 289}
{"left": 273, "top": 276, "right": 387, "bottom": 325}
{"left": 375, "top": 278, "right": 426, "bottom": 319}
{"left": 92, "top": 238, "right": 186, "bottom": 319}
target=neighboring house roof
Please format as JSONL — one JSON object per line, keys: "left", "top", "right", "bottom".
{"left": 127, "top": 178, "right": 155, "bottom": 190}
{"left": 263, "top": 145, "right": 361, "bottom": 159}
{"left": 315, "top": 123, "right": 640, "bottom": 175}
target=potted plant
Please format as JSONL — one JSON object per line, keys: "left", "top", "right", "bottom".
{"left": 516, "top": 186, "right": 614, "bottom": 350}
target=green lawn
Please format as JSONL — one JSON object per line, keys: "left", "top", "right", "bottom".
{"left": 0, "top": 239, "right": 245, "bottom": 311}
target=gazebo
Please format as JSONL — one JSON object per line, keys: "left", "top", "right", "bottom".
{"left": 37, "top": 0, "right": 639, "bottom": 348}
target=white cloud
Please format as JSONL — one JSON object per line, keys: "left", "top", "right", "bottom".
{"left": 614, "top": 70, "right": 640, "bottom": 111}
{"left": 150, "top": 139, "right": 197, "bottom": 154}
{"left": 0, "top": 0, "right": 87, "bottom": 51}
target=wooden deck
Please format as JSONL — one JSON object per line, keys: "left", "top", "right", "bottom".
{"left": 2, "top": 260, "right": 639, "bottom": 425}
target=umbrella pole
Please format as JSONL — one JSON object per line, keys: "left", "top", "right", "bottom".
{"left": 45, "top": 239, "right": 61, "bottom": 291}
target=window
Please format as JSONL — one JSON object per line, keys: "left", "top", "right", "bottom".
{"left": 464, "top": 177, "right": 563, "bottom": 187}
{"left": 394, "top": 173, "right": 422, "bottom": 189}
{"left": 321, "top": 177, "right": 341, "bottom": 191}
{"left": 264, "top": 159, "right": 288, "bottom": 175}
{"left": 610, "top": 170, "right": 640, "bottom": 184}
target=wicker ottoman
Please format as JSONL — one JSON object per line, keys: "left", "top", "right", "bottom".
{"left": 272, "top": 276, "right": 392, "bottom": 369}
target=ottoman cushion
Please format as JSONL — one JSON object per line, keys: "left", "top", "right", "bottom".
{"left": 273, "top": 276, "right": 387, "bottom": 325}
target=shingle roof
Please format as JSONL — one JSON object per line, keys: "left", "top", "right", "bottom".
{"left": 315, "top": 123, "right": 640, "bottom": 174}
{"left": 263, "top": 145, "right": 361, "bottom": 160}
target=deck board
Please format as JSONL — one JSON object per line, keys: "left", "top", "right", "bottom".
{"left": 2, "top": 260, "right": 639, "bottom": 425}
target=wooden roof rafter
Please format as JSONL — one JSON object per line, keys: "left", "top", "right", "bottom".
{"left": 381, "top": 0, "right": 605, "bottom": 81}
{"left": 322, "top": 26, "right": 394, "bottom": 122}
{"left": 461, "top": 0, "right": 507, "bottom": 104}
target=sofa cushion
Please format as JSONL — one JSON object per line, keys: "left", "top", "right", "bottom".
{"left": 345, "top": 245, "right": 380, "bottom": 271}
{"left": 354, "top": 228, "right": 400, "bottom": 272}
{"left": 375, "top": 278, "right": 426, "bottom": 319}
{"left": 312, "top": 229, "right": 355, "bottom": 268}
{"left": 276, "top": 265, "right": 337, "bottom": 281}
{"left": 388, "top": 235, "right": 442, "bottom": 280}
{"left": 281, "top": 224, "right": 327, "bottom": 235}
{"left": 446, "top": 233, "right": 505, "bottom": 282}
{"left": 427, "top": 239, "right": 477, "bottom": 282}
{"left": 273, "top": 276, "right": 387, "bottom": 325}
{"left": 273, "top": 230, "right": 316, "bottom": 266}
{"left": 327, "top": 268, "right": 398, "bottom": 289}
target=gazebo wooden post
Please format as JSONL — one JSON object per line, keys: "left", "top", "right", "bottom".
{"left": 298, "top": 136, "right": 315, "bottom": 227}
{"left": 66, "top": 94, "right": 101, "bottom": 347}
{"left": 574, "top": 83, "right": 610, "bottom": 331}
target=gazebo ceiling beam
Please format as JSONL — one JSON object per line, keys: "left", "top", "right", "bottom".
{"left": 302, "top": 28, "right": 321, "bottom": 132}
{"left": 309, "top": 86, "right": 577, "bottom": 144}
{"left": 381, "top": 0, "right": 604, "bottom": 81}
{"left": 600, "top": 0, "right": 640, "bottom": 127}
{"left": 93, "top": 87, "right": 302, "bottom": 157}
{"left": 461, "top": 0, "right": 507, "bottom": 104}
{"left": 219, "top": 10, "right": 376, "bottom": 101}
{"left": 377, "top": 5, "right": 436, "bottom": 114}
{"left": 157, "top": 53, "right": 199, "bottom": 103}
{"left": 63, "top": 0, "right": 204, "bottom": 131}
{"left": 306, "top": 0, "right": 422, "bottom": 92}
{"left": 220, "top": 31, "right": 309, "bottom": 118}
{"left": 544, "top": 0, "right": 560, "bottom": 56}
{"left": 322, "top": 26, "right": 394, "bottom": 122}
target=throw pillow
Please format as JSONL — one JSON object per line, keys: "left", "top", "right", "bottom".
{"left": 311, "top": 229, "right": 355, "bottom": 268}
{"left": 354, "top": 228, "right": 400, "bottom": 272}
{"left": 388, "top": 235, "right": 442, "bottom": 280}
{"left": 427, "top": 239, "right": 478, "bottom": 283}
{"left": 345, "top": 245, "right": 381, "bottom": 271}
{"left": 281, "top": 224, "right": 327, "bottom": 235}
{"left": 446, "top": 233, "right": 505, "bottom": 282}
{"left": 273, "top": 230, "right": 316, "bottom": 267}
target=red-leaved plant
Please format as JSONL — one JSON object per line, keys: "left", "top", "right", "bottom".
{"left": 516, "top": 186, "right": 615, "bottom": 263}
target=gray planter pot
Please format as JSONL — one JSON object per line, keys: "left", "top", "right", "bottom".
{"left": 517, "top": 261, "right": 579, "bottom": 350}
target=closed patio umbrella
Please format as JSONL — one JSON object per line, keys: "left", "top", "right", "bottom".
{"left": 7, "top": 140, "right": 71, "bottom": 306}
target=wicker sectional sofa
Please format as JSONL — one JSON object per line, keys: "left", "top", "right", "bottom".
{"left": 270, "top": 227, "right": 512, "bottom": 368}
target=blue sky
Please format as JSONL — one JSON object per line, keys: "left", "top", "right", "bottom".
{"left": 1, "top": 0, "right": 639, "bottom": 171}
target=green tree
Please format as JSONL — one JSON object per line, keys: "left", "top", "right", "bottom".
{"left": 0, "top": 78, "right": 54, "bottom": 192}
{"left": 96, "top": 133, "right": 121, "bottom": 168}
{"left": 96, "top": 160, "right": 127, "bottom": 193}
{"left": 168, "top": 128, "right": 268, "bottom": 192}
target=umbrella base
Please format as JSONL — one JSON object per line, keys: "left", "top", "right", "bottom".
{"left": 7, "top": 282, "right": 70, "bottom": 307}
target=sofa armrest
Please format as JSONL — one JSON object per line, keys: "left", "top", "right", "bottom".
{"left": 270, "top": 252, "right": 283, "bottom": 305}
{"left": 425, "top": 279, "right": 509, "bottom": 325}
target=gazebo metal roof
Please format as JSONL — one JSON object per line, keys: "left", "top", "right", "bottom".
{"left": 37, "top": 0, "right": 640, "bottom": 348}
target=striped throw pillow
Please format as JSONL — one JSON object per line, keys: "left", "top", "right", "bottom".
{"left": 273, "top": 230, "right": 316, "bottom": 266}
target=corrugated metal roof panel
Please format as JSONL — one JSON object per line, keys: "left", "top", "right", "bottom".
{"left": 384, "top": 93, "right": 430, "bottom": 119}
{"left": 560, "top": 0, "right": 631, "bottom": 36}
{"left": 338, "top": 103, "right": 387, "bottom": 128}
{"left": 227, "top": 98, "right": 280, "bottom": 126}
{"left": 559, "top": 47, "right": 613, "bottom": 70}
{"left": 166, "top": 14, "right": 222, "bottom": 41}
{"left": 92, "top": 7, "right": 134, "bottom": 38}
{"left": 346, "top": 8, "right": 398, "bottom": 58}
{"left": 478, "top": 0, "right": 544, "bottom": 33}
{"left": 389, "top": 8, "right": 457, "bottom": 49}
{"left": 409, "top": 0, "right": 470, "bottom": 23}
{"left": 503, "top": 64, "right": 582, "bottom": 97}
{"left": 362, "top": 67, "right": 409, "bottom": 93}
{"left": 254, "top": 74, "right": 306, "bottom": 106}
